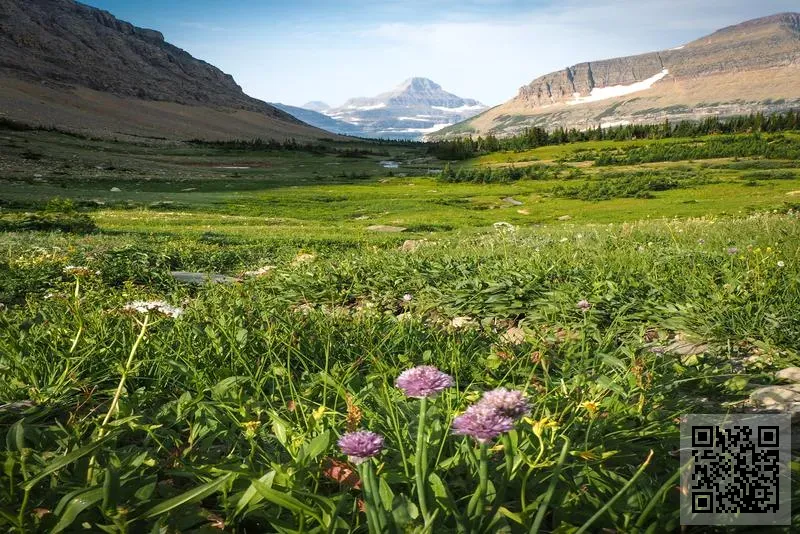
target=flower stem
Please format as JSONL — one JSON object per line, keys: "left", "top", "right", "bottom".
{"left": 529, "top": 435, "right": 570, "bottom": 534}
{"left": 359, "top": 461, "right": 385, "bottom": 534}
{"left": 100, "top": 314, "right": 149, "bottom": 432}
{"left": 467, "top": 442, "right": 489, "bottom": 524}
{"left": 415, "top": 396, "right": 430, "bottom": 522}
{"left": 88, "top": 314, "right": 149, "bottom": 483}
{"left": 574, "top": 450, "right": 653, "bottom": 534}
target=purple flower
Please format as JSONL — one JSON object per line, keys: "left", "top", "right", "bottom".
{"left": 338, "top": 430, "right": 385, "bottom": 465}
{"left": 479, "top": 388, "right": 530, "bottom": 419}
{"left": 576, "top": 299, "right": 591, "bottom": 312}
{"left": 396, "top": 366, "right": 454, "bottom": 398}
{"left": 452, "top": 403, "right": 515, "bottom": 444}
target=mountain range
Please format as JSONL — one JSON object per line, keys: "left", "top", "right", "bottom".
{"left": 278, "top": 78, "right": 487, "bottom": 140}
{"left": 0, "top": 2, "right": 797, "bottom": 143}
{"left": 432, "top": 12, "right": 800, "bottom": 139}
{"left": 0, "top": 0, "right": 334, "bottom": 141}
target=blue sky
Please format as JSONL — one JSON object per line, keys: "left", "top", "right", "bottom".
{"left": 83, "top": 1, "right": 798, "bottom": 107}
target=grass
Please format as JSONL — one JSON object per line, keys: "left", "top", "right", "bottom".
{"left": 2, "top": 127, "right": 800, "bottom": 532}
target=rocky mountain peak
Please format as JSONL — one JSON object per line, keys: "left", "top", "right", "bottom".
{"left": 396, "top": 77, "right": 443, "bottom": 92}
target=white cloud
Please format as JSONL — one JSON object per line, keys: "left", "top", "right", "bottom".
{"left": 173, "top": 0, "right": 798, "bottom": 107}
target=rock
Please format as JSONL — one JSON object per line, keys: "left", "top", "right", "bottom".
{"left": 400, "top": 239, "right": 425, "bottom": 252}
{"left": 451, "top": 316, "right": 477, "bottom": 329}
{"left": 665, "top": 340, "right": 709, "bottom": 356}
{"left": 749, "top": 384, "right": 800, "bottom": 418}
{"left": 110, "top": 187, "right": 121, "bottom": 192}
{"left": 776, "top": 367, "right": 800, "bottom": 383}
{"left": 557, "top": 215, "right": 572, "bottom": 221}
{"left": 493, "top": 222, "right": 515, "bottom": 231}
{"left": 502, "top": 197, "right": 523, "bottom": 206}
{"left": 501, "top": 327, "right": 526, "bottom": 345}
{"left": 367, "top": 225, "right": 406, "bottom": 233}
{"left": 170, "top": 271, "right": 239, "bottom": 285}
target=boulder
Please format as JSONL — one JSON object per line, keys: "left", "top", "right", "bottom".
{"left": 367, "top": 225, "right": 407, "bottom": 233}
{"left": 170, "top": 271, "right": 239, "bottom": 285}
{"left": 776, "top": 367, "right": 800, "bottom": 383}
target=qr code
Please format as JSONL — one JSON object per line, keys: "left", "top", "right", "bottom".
{"left": 680, "top": 414, "right": 791, "bottom": 526}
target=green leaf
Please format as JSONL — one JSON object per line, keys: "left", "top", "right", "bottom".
{"left": 136, "top": 472, "right": 234, "bottom": 520}
{"left": 6, "top": 419, "right": 25, "bottom": 452}
{"left": 595, "top": 375, "right": 625, "bottom": 396}
{"left": 250, "top": 479, "right": 320, "bottom": 522}
{"left": 271, "top": 415, "right": 289, "bottom": 447}
{"left": 299, "top": 431, "right": 330, "bottom": 464}
{"left": 211, "top": 376, "right": 248, "bottom": 399}
{"left": 235, "top": 471, "right": 275, "bottom": 516}
{"left": 52, "top": 488, "right": 104, "bottom": 533}
{"left": 102, "top": 465, "right": 120, "bottom": 512}
{"left": 600, "top": 354, "right": 626, "bottom": 371}
{"left": 23, "top": 435, "right": 112, "bottom": 490}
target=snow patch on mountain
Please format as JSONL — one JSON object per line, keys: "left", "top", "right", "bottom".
{"left": 567, "top": 69, "right": 669, "bottom": 105}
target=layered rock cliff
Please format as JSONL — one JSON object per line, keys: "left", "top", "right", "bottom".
{"left": 432, "top": 13, "right": 800, "bottom": 139}
{"left": 0, "top": 0, "right": 332, "bottom": 140}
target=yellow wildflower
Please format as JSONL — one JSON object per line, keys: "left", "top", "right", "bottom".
{"left": 580, "top": 401, "right": 599, "bottom": 414}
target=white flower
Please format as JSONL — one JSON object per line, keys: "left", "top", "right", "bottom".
{"left": 63, "top": 265, "right": 100, "bottom": 276}
{"left": 402, "top": 293, "right": 413, "bottom": 302}
{"left": 493, "top": 222, "right": 515, "bottom": 232}
{"left": 122, "top": 300, "right": 183, "bottom": 318}
{"left": 777, "top": 261, "right": 785, "bottom": 268}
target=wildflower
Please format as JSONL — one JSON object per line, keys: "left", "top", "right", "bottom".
{"left": 479, "top": 388, "right": 530, "bottom": 419}
{"left": 727, "top": 247, "right": 739, "bottom": 255}
{"left": 452, "top": 403, "right": 515, "bottom": 443}
{"left": 576, "top": 299, "right": 591, "bottom": 312}
{"left": 778, "top": 261, "right": 785, "bottom": 268}
{"left": 396, "top": 365, "right": 454, "bottom": 398}
{"left": 580, "top": 401, "right": 599, "bottom": 414}
{"left": 528, "top": 416, "right": 559, "bottom": 439}
{"left": 698, "top": 239, "right": 705, "bottom": 245}
{"left": 402, "top": 293, "right": 413, "bottom": 302}
{"left": 242, "top": 420, "right": 261, "bottom": 439}
{"left": 338, "top": 430, "right": 385, "bottom": 464}
{"left": 122, "top": 300, "right": 183, "bottom": 318}
{"left": 345, "top": 394, "right": 363, "bottom": 432}
{"left": 63, "top": 265, "right": 100, "bottom": 276}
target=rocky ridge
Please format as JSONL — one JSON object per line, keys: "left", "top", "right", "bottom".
{"left": 432, "top": 13, "right": 800, "bottom": 138}
{"left": 0, "top": 0, "right": 332, "bottom": 140}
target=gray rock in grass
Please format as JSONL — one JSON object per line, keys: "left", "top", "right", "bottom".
{"left": 170, "top": 271, "right": 239, "bottom": 285}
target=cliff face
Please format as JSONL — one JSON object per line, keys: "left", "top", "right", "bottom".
{"left": 432, "top": 12, "right": 800, "bottom": 139}
{"left": 518, "top": 13, "right": 800, "bottom": 109}
{"left": 518, "top": 53, "right": 665, "bottom": 107}
{"left": 0, "top": 0, "right": 287, "bottom": 114}
{"left": 0, "top": 0, "right": 337, "bottom": 140}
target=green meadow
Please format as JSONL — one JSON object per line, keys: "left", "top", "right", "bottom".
{"left": 2, "top": 125, "right": 800, "bottom": 532}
